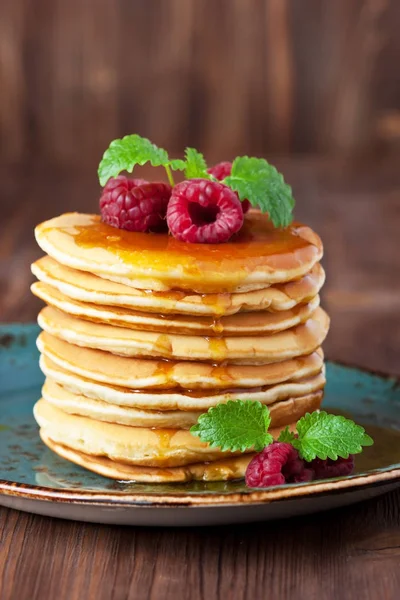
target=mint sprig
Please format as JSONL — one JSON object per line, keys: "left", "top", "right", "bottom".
{"left": 184, "top": 148, "right": 212, "bottom": 180}
{"left": 191, "top": 402, "right": 373, "bottom": 460}
{"left": 223, "top": 157, "right": 295, "bottom": 227}
{"left": 98, "top": 134, "right": 296, "bottom": 227}
{"left": 283, "top": 411, "right": 374, "bottom": 462}
{"left": 98, "top": 134, "right": 185, "bottom": 187}
{"left": 190, "top": 400, "right": 273, "bottom": 452}
{"left": 277, "top": 425, "right": 295, "bottom": 444}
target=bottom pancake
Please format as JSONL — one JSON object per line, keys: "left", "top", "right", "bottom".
{"left": 34, "top": 399, "right": 246, "bottom": 467}
{"left": 40, "top": 431, "right": 255, "bottom": 482}
{"left": 35, "top": 395, "right": 322, "bottom": 468}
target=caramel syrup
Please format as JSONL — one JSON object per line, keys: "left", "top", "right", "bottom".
{"left": 207, "top": 337, "right": 228, "bottom": 362}
{"left": 152, "top": 428, "right": 176, "bottom": 448}
{"left": 154, "top": 334, "right": 173, "bottom": 354}
{"left": 210, "top": 318, "right": 224, "bottom": 334}
{"left": 200, "top": 293, "right": 232, "bottom": 316}
{"left": 53, "top": 213, "right": 316, "bottom": 293}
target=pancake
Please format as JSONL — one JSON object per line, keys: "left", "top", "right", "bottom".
{"left": 37, "top": 332, "right": 325, "bottom": 390}
{"left": 34, "top": 212, "right": 323, "bottom": 293}
{"left": 37, "top": 306, "right": 330, "bottom": 364}
{"left": 42, "top": 379, "right": 203, "bottom": 428}
{"left": 41, "top": 355, "right": 326, "bottom": 411}
{"left": 32, "top": 256, "right": 326, "bottom": 316}
{"left": 35, "top": 398, "right": 321, "bottom": 468}
{"left": 41, "top": 433, "right": 255, "bottom": 482}
{"left": 32, "top": 281, "right": 320, "bottom": 336}
{"left": 34, "top": 398, "right": 246, "bottom": 467}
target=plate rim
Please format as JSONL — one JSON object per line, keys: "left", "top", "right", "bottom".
{"left": 1, "top": 466, "right": 400, "bottom": 507}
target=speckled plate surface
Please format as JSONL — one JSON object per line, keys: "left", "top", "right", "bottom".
{"left": 1, "top": 323, "right": 400, "bottom": 526}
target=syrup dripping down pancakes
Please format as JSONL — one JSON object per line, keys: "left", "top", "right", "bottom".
{"left": 32, "top": 211, "right": 329, "bottom": 482}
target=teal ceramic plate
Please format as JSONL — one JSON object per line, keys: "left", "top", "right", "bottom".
{"left": 1, "top": 324, "right": 400, "bottom": 526}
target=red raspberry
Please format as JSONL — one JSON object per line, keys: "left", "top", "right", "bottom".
{"left": 307, "top": 455, "right": 355, "bottom": 479}
{"left": 208, "top": 161, "right": 251, "bottom": 213}
{"left": 100, "top": 176, "right": 171, "bottom": 233}
{"left": 166, "top": 179, "right": 244, "bottom": 244}
{"left": 245, "top": 442, "right": 314, "bottom": 488}
{"left": 207, "top": 161, "right": 232, "bottom": 181}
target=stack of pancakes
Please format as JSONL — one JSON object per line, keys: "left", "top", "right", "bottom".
{"left": 32, "top": 212, "right": 329, "bottom": 482}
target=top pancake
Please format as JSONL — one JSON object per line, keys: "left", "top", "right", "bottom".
{"left": 35, "top": 212, "right": 323, "bottom": 294}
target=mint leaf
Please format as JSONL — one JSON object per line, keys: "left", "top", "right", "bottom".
{"left": 224, "top": 156, "right": 295, "bottom": 227}
{"left": 98, "top": 134, "right": 184, "bottom": 186}
{"left": 169, "top": 159, "right": 186, "bottom": 171}
{"left": 292, "top": 411, "right": 374, "bottom": 462}
{"left": 190, "top": 400, "right": 273, "bottom": 452}
{"left": 278, "top": 426, "right": 296, "bottom": 444}
{"left": 184, "top": 147, "right": 211, "bottom": 179}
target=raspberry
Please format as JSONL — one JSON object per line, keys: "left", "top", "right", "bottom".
{"left": 245, "top": 442, "right": 314, "bottom": 488}
{"left": 166, "top": 179, "right": 244, "bottom": 243}
{"left": 207, "top": 161, "right": 232, "bottom": 181}
{"left": 208, "top": 161, "right": 250, "bottom": 213}
{"left": 307, "top": 455, "right": 355, "bottom": 479}
{"left": 100, "top": 176, "right": 171, "bottom": 232}
{"left": 245, "top": 440, "right": 356, "bottom": 488}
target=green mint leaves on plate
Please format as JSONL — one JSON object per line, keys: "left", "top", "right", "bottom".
{"left": 98, "top": 134, "right": 295, "bottom": 228}
{"left": 190, "top": 400, "right": 273, "bottom": 452}
{"left": 278, "top": 411, "right": 374, "bottom": 462}
{"left": 98, "top": 134, "right": 185, "bottom": 187}
{"left": 190, "top": 402, "right": 373, "bottom": 461}
{"left": 223, "top": 157, "right": 294, "bottom": 228}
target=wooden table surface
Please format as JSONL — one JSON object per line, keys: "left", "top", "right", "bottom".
{"left": 1, "top": 157, "right": 400, "bottom": 599}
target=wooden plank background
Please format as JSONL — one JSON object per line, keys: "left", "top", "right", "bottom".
{"left": 1, "top": 0, "right": 400, "bottom": 169}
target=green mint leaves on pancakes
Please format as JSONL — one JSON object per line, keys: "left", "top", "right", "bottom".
{"left": 183, "top": 148, "right": 211, "bottom": 180}
{"left": 98, "top": 134, "right": 295, "bottom": 228}
{"left": 190, "top": 402, "right": 373, "bottom": 461}
{"left": 223, "top": 157, "right": 294, "bottom": 228}
{"left": 98, "top": 134, "right": 185, "bottom": 187}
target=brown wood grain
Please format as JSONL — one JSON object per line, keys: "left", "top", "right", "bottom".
{"left": 0, "top": 157, "right": 400, "bottom": 599}
{"left": 1, "top": 0, "right": 400, "bottom": 166}
{"left": 1, "top": 490, "right": 400, "bottom": 600}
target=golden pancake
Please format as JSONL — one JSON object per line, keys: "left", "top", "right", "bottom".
{"left": 34, "top": 212, "right": 323, "bottom": 293}
{"left": 41, "top": 432, "right": 255, "bottom": 482}
{"left": 37, "top": 332, "right": 325, "bottom": 389}
{"left": 32, "top": 281, "right": 320, "bottom": 336}
{"left": 42, "top": 379, "right": 202, "bottom": 428}
{"left": 42, "top": 377, "right": 324, "bottom": 427}
{"left": 34, "top": 398, "right": 245, "bottom": 467}
{"left": 37, "top": 306, "right": 329, "bottom": 364}
{"left": 41, "top": 356, "right": 325, "bottom": 411}
{"left": 35, "top": 398, "right": 319, "bottom": 468}
{"left": 32, "top": 256, "right": 325, "bottom": 316}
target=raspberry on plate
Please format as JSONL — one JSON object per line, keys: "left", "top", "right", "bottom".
{"left": 100, "top": 176, "right": 171, "bottom": 233}
{"left": 307, "top": 455, "right": 355, "bottom": 479}
{"left": 208, "top": 161, "right": 251, "bottom": 213}
{"left": 245, "top": 442, "right": 314, "bottom": 488}
{"left": 167, "top": 179, "right": 244, "bottom": 244}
